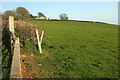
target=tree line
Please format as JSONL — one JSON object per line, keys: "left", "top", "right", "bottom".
{"left": 2, "top": 7, "right": 68, "bottom": 20}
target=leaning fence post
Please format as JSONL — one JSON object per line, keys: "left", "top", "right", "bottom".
{"left": 40, "top": 31, "right": 44, "bottom": 45}
{"left": 36, "top": 29, "right": 44, "bottom": 54}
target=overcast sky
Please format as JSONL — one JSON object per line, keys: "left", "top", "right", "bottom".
{"left": 1, "top": 1, "right": 118, "bottom": 25}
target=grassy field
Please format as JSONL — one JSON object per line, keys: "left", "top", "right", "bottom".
{"left": 23, "top": 20, "right": 118, "bottom": 78}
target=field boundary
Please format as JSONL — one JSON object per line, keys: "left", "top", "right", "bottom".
{"left": 8, "top": 16, "right": 22, "bottom": 79}
{"left": 27, "top": 19, "right": 115, "bottom": 25}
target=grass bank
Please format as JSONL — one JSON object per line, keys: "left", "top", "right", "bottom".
{"left": 23, "top": 20, "right": 118, "bottom": 78}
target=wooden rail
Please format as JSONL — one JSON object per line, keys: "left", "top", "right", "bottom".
{"left": 9, "top": 16, "right": 22, "bottom": 79}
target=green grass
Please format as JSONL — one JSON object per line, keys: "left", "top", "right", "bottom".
{"left": 24, "top": 20, "right": 118, "bottom": 78}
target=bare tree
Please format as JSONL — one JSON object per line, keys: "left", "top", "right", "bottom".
{"left": 59, "top": 13, "right": 68, "bottom": 20}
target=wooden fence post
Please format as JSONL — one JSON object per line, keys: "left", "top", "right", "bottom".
{"left": 40, "top": 31, "right": 44, "bottom": 45}
{"left": 9, "top": 16, "right": 14, "bottom": 54}
{"left": 36, "top": 29, "right": 44, "bottom": 54}
{"left": 9, "top": 16, "right": 22, "bottom": 79}
{"left": 10, "top": 37, "right": 22, "bottom": 79}
{"left": 9, "top": 16, "right": 14, "bottom": 33}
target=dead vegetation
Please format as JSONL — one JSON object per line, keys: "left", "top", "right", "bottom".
{"left": 14, "top": 21, "right": 43, "bottom": 41}
{"left": 2, "top": 20, "right": 43, "bottom": 41}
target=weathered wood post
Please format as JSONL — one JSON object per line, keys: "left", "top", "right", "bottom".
{"left": 9, "top": 16, "right": 14, "bottom": 54}
{"left": 9, "top": 16, "right": 22, "bottom": 79}
{"left": 10, "top": 37, "right": 22, "bottom": 79}
{"left": 9, "top": 16, "right": 14, "bottom": 33}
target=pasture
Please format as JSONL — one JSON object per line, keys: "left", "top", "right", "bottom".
{"left": 21, "top": 20, "right": 118, "bottom": 78}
